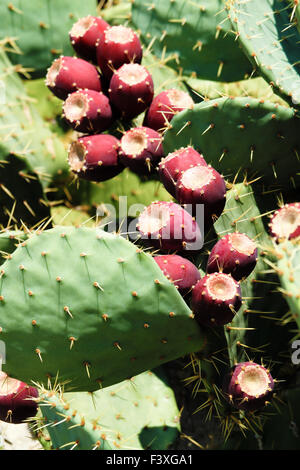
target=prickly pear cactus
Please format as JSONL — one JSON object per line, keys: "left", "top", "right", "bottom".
{"left": 0, "top": 230, "right": 27, "bottom": 265}
{"left": 213, "top": 182, "right": 270, "bottom": 365}
{"left": 0, "top": 48, "right": 69, "bottom": 227}
{"left": 131, "top": 0, "right": 253, "bottom": 81}
{"left": 163, "top": 96, "right": 300, "bottom": 188}
{"left": 227, "top": 0, "right": 300, "bottom": 108}
{"left": 0, "top": 226, "right": 203, "bottom": 392}
{"left": 39, "top": 368, "right": 180, "bottom": 450}
{"left": 0, "top": 0, "right": 98, "bottom": 77}
{"left": 273, "top": 238, "right": 300, "bottom": 329}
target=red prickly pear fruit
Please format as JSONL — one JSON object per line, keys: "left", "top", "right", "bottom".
{"left": 191, "top": 272, "right": 242, "bottom": 327}
{"left": 69, "top": 15, "right": 109, "bottom": 63}
{"left": 207, "top": 232, "right": 258, "bottom": 281}
{"left": 96, "top": 25, "right": 143, "bottom": 80}
{"left": 137, "top": 201, "right": 203, "bottom": 252}
{"left": 223, "top": 361, "right": 274, "bottom": 411}
{"left": 119, "top": 126, "right": 164, "bottom": 175}
{"left": 62, "top": 89, "right": 112, "bottom": 134}
{"left": 68, "top": 134, "right": 124, "bottom": 182}
{"left": 45, "top": 56, "right": 102, "bottom": 100}
{"left": 175, "top": 165, "right": 226, "bottom": 226}
{"left": 269, "top": 202, "right": 300, "bottom": 241}
{"left": 109, "top": 64, "right": 154, "bottom": 120}
{"left": 158, "top": 147, "right": 208, "bottom": 197}
{"left": 154, "top": 254, "right": 201, "bottom": 295}
{"left": 144, "top": 89, "right": 194, "bottom": 132}
{"left": 0, "top": 372, "right": 38, "bottom": 424}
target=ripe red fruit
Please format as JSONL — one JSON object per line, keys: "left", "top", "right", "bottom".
{"left": 269, "top": 202, "right": 300, "bottom": 241}
{"left": 144, "top": 89, "right": 194, "bottom": 131}
{"left": 223, "top": 361, "right": 274, "bottom": 411}
{"left": 119, "top": 126, "right": 163, "bottom": 175}
{"left": 45, "top": 56, "right": 102, "bottom": 100}
{"left": 96, "top": 25, "right": 143, "bottom": 80}
{"left": 109, "top": 63, "right": 154, "bottom": 120}
{"left": 69, "top": 15, "right": 109, "bottom": 63}
{"left": 176, "top": 165, "right": 226, "bottom": 225}
{"left": 62, "top": 89, "right": 112, "bottom": 134}
{"left": 137, "top": 201, "right": 203, "bottom": 252}
{"left": 154, "top": 254, "right": 201, "bottom": 295}
{"left": 158, "top": 147, "right": 208, "bottom": 197}
{"left": 68, "top": 134, "right": 124, "bottom": 182}
{"left": 0, "top": 372, "right": 38, "bottom": 424}
{"left": 191, "top": 272, "right": 242, "bottom": 326}
{"left": 207, "top": 232, "right": 258, "bottom": 281}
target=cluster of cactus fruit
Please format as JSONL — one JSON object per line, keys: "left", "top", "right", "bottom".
{"left": 0, "top": 0, "right": 299, "bottom": 451}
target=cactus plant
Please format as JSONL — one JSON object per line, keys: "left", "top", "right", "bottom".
{"left": 0, "top": 48, "right": 69, "bottom": 227}
{"left": 38, "top": 368, "right": 180, "bottom": 450}
{"left": 163, "top": 96, "right": 300, "bottom": 188}
{"left": 0, "top": 0, "right": 98, "bottom": 77}
{"left": 226, "top": 0, "right": 300, "bottom": 108}
{"left": 131, "top": 0, "right": 253, "bottom": 82}
{"left": 1, "top": 0, "right": 300, "bottom": 451}
{"left": 0, "top": 226, "right": 204, "bottom": 392}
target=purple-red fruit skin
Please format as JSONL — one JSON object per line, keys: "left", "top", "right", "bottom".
{"left": 144, "top": 89, "right": 194, "bottom": 132}
{"left": 69, "top": 16, "right": 109, "bottom": 63}
{"left": 119, "top": 126, "right": 163, "bottom": 175}
{"left": 158, "top": 147, "right": 208, "bottom": 198}
{"left": 191, "top": 273, "right": 242, "bottom": 327}
{"left": 223, "top": 362, "right": 274, "bottom": 411}
{"left": 154, "top": 254, "right": 201, "bottom": 295}
{"left": 109, "top": 64, "right": 154, "bottom": 120}
{"left": 68, "top": 134, "right": 124, "bottom": 182}
{"left": 0, "top": 372, "right": 38, "bottom": 424}
{"left": 45, "top": 56, "right": 102, "bottom": 100}
{"left": 176, "top": 165, "right": 226, "bottom": 225}
{"left": 96, "top": 25, "right": 143, "bottom": 80}
{"left": 207, "top": 232, "right": 258, "bottom": 281}
{"left": 137, "top": 201, "right": 203, "bottom": 252}
{"left": 269, "top": 202, "right": 300, "bottom": 241}
{"left": 62, "top": 89, "right": 112, "bottom": 134}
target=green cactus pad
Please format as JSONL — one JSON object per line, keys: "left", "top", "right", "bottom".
{"left": 0, "top": 226, "right": 203, "bottom": 392}
{"left": 39, "top": 368, "right": 180, "bottom": 450}
{"left": 0, "top": 49, "right": 69, "bottom": 226}
{"left": 69, "top": 167, "right": 173, "bottom": 218}
{"left": 0, "top": 0, "right": 98, "bottom": 77}
{"left": 227, "top": 0, "right": 300, "bottom": 108}
{"left": 131, "top": 0, "right": 254, "bottom": 82}
{"left": 163, "top": 97, "right": 300, "bottom": 188}
{"left": 274, "top": 238, "right": 300, "bottom": 330}
{"left": 213, "top": 182, "right": 269, "bottom": 364}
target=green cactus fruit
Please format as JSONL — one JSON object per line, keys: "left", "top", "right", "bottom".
{"left": 39, "top": 368, "right": 180, "bottom": 450}
{"left": 163, "top": 97, "right": 300, "bottom": 188}
{"left": 131, "top": 0, "right": 254, "bottom": 82}
{"left": 227, "top": 0, "right": 300, "bottom": 108}
{"left": 0, "top": 226, "right": 203, "bottom": 392}
{"left": 0, "top": 0, "right": 98, "bottom": 77}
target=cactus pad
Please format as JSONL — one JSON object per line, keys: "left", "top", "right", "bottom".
{"left": 0, "top": 226, "right": 203, "bottom": 391}
{"left": 39, "top": 368, "right": 180, "bottom": 450}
